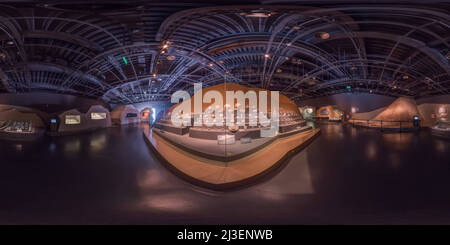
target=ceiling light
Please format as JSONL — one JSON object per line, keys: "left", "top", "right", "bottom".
{"left": 264, "top": 54, "right": 270, "bottom": 58}
{"left": 293, "top": 26, "right": 302, "bottom": 30}
{"left": 402, "top": 75, "right": 409, "bottom": 79}
{"left": 276, "top": 68, "right": 282, "bottom": 73}
{"left": 350, "top": 66, "right": 357, "bottom": 71}
{"left": 0, "top": 53, "right": 5, "bottom": 59}
{"left": 6, "top": 41, "right": 14, "bottom": 45}
{"left": 153, "top": 73, "right": 157, "bottom": 77}
{"left": 241, "top": 10, "right": 274, "bottom": 18}
{"left": 316, "top": 32, "right": 330, "bottom": 40}
{"left": 166, "top": 55, "right": 176, "bottom": 61}
{"left": 209, "top": 63, "right": 214, "bottom": 67}
{"left": 445, "top": 52, "right": 450, "bottom": 59}
{"left": 161, "top": 50, "right": 165, "bottom": 54}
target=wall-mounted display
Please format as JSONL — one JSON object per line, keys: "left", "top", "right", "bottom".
{"left": 91, "top": 112, "right": 107, "bottom": 120}
{"left": 320, "top": 109, "right": 329, "bottom": 115}
{"left": 65, "top": 115, "right": 81, "bottom": 125}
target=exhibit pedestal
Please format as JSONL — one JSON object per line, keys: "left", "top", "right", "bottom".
{"left": 143, "top": 125, "right": 320, "bottom": 190}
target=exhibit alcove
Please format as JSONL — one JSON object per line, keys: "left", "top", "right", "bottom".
{"left": 0, "top": 105, "right": 46, "bottom": 140}
{"left": 110, "top": 105, "right": 140, "bottom": 125}
{"left": 316, "top": 105, "right": 344, "bottom": 121}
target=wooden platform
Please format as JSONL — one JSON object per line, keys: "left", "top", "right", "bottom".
{"left": 143, "top": 126, "right": 320, "bottom": 190}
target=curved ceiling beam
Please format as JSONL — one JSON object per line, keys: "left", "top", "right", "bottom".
{"left": 22, "top": 30, "right": 104, "bottom": 52}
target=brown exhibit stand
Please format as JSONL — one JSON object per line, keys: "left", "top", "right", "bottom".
{"left": 143, "top": 125, "right": 320, "bottom": 190}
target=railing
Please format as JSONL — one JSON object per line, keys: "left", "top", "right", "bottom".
{"left": 348, "top": 119, "right": 420, "bottom": 132}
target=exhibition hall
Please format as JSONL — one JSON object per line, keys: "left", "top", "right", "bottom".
{"left": 0, "top": 0, "right": 449, "bottom": 226}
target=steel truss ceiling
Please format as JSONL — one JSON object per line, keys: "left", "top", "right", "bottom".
{"left": 0, "top": 1, "right": 449, "bottom": 104}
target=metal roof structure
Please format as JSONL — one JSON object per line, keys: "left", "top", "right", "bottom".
{"left": 0, "top": 1, "right": 449, "bottom": 104}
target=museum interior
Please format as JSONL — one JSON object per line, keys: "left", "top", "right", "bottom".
{"left": 0, "top": 0, "right": 449, "bottom": 225}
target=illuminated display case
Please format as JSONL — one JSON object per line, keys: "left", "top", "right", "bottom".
{"left": 65, "top": 115, "right": 81, "bottom": 125}
{"left": 91, "top": 112, "right": 107, "bottom": 120}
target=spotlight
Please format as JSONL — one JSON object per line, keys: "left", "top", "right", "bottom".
{"left": 316, "top": 32, "right": 330, "bottom": 40}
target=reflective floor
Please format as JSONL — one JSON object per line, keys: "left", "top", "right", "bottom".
{"left": 0, "top": 124, "right": 450, "bottom": 224}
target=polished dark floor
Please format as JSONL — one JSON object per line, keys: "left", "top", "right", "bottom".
{"left": 0, "top": 124, "right": 450, "bottom": 224}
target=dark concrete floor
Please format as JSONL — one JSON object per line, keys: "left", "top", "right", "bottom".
{"left": 0, "top": 123, "right": 449, "bottom": 224}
